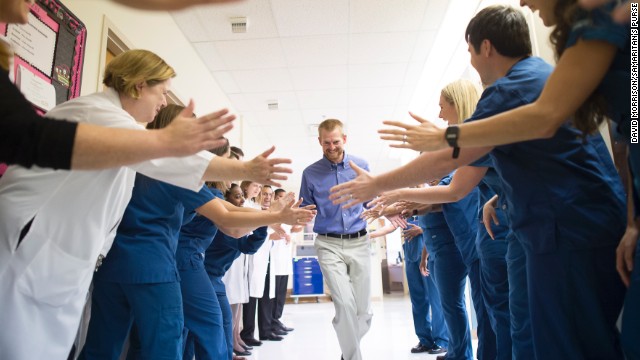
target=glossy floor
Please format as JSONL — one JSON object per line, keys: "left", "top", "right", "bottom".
{"left": 244, "top": 293, "right": 477, "bottom": 360}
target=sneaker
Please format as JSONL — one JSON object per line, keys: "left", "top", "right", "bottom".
{"left": 410, "top": 343, "right": 431, "bottom": 353}
{"left": 429, "top": 345, "right": 447, "bottom": 354}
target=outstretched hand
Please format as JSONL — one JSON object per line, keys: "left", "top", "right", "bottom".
{"left": 329, "top": 161, "right": 378, "bottom": 208}
{"left": 245, "top": 146, "right": 292, "bottom": 187}
{"left": 162, "top": 101, "right": 235, "bottom": 157}
{"left": 378, "top": 112, "right": 448, "bottom": 152}
{"left": 111, "top": 0, "right": 245, "bottom": 11}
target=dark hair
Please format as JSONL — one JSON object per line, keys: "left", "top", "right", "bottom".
{"left": 230, "top": 146, "right": 244, "bottom": 158}
{"left": 465, "top": 5, "right": 532, "bottom": 58}
{"left": 551, "top": 0, "right": 607, "bottom": 135}
{"left": 274, "top": 188, "right": 286, "bottom": 197}
{"left": 147, "top": 104, "right": 184, "bottom": 130}
{"left": 209, "top": 138, "right": 230, "bottom": 157}
{"left": 225, "top": 183, "right": 240, "bottom": 200}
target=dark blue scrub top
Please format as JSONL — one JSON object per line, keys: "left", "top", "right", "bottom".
{"left": 403, "top": 217, "right": 424, "bottom": 263}
{"left": 176, "top": 188, "right": 224, "bottom": 271}
{"left": 96, "top": 174, "right": 215, "bottom": 283}
{"left": 440, "top": 172, "right": 479, "bottom": 264}
{"left": 204, "top": 226, "right": 268, "bottom": 278}
{"left": 467, "top": 56, "right": 626, "bottom": 254}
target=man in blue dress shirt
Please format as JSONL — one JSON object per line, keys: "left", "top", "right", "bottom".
{"left": 299, "top": 119, "right": 371, "bottom": 360}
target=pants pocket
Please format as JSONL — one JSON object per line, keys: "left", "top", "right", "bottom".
{"left": 16, "top": 240, "right": 94, "bottom": 307}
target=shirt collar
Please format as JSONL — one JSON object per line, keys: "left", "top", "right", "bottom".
{"left": 321, "top": 153, "right": 350, "bottom": 169}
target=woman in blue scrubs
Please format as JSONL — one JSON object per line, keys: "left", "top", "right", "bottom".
{"left": 80, "top": 106, "right": 315, "bottom": 360}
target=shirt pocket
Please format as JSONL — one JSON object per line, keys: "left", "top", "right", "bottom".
{"left": 16, "top": 240, "right": 94, "bottom": 307}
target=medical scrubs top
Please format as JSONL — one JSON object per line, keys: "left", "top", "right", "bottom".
{"left": 204, "top": 226, "right": 268, "bottom": 278}
{"left": 96, "top": 174, "right": 215, "bottom": 283}
{"left": 467, "top": 56, "right": 626, "bottom": 254}
{"left": 176, "top": 188, "right": 224, "bottom": 271}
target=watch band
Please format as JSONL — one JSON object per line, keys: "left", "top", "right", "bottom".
{"left": 445, "top": 126, "right": 461, "bottom": 159}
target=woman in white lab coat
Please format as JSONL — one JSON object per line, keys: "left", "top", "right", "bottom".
{"left": 0, "top": 49, "right": 290, "bottom": 360}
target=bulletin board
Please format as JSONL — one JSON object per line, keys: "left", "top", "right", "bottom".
{"left": 0, "top": 0, "right": 87, "bottom": 113}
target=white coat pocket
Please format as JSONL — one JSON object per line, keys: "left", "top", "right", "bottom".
{"left": 16, "top": 240, "right": 94, "bottom": 307}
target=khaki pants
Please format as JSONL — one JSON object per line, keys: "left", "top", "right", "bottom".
{"left": 315, "top": 235, "right": 372, "bottom": 360}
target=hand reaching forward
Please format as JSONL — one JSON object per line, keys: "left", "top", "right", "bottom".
{"left": 160, "top": 101, "right": 235, "bottom": 157}
{"left": 275, "top": 198, "right": 317, "bottom": 226}
{"left": 244, "top": 146, "right": 292, "bottom": 187}
{"left": 330, "top": 161, "right": 378, "bottom": 208}
{"left": 378, "top": 112, "right": 448, "bottom": 152}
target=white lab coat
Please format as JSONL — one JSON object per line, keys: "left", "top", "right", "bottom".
{"left": 270, "top": 225, "right": 293, "bottom": 276}
{"left": 249, "top": 230, "right": 275, "bottom": 298}
{"left": 222, "top": 200, "right": 259, "bottom": 304}
{"left": 0, "top": 88, "right": 213, "bottom": 360}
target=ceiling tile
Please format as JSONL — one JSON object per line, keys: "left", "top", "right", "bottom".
{"left": 215, "top": 38, "right": 287, "bottom": 70}
{"left": 171, "top": 10, "right": 209, "bottom": 42}
{"left": 190, "top": 0, "right": 280, "bottom": 41}
{"left": 348, "top": 87, "right": 401, "bottom": 108}
{"left": 212, "top": 71, "right": 240, "bottom": 93}
{"left": 411, "top": 30, "right": 437, "bottom": 62}
{"left": 270, "top": 0, "right": 349, "bottom": 37}
{"left": 240, "top": 92, "right": 300, "bottom": 111}
{"left": 349, "top": 0, "right": 429, "bottom": 33}
{"left": 302, "top": 108, "right": 349, "bottom": 125}
{"left": 242, "top": 110, "right": 304, "bottom": 127}
{"left": 232, "top": 68, "right": 294, "bottom": 93}
{"left": 296, "top": 88, "right": 348, "bottom": 109}
{"left": 421, "top": 0, "right": 450, "bottom": 31}
{"left": 348, "top": 32, "right": 418, "bottom": 64}
{"left": 349, "top": 63, "right": 407, "bottom": 88}
{"left": 290, "top": 65, "right": 348, "bottom": 91}
{"left": 193, "top": 42, "right": 227, "bottom": 72}
{"left": 281, "top": 35, "right": 348, "bottom": 67}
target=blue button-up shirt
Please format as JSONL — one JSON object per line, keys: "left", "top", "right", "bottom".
{"left": 299, "top": 153, "right": 369, "bottom": 235}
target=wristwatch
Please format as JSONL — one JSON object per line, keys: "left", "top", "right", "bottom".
{"left": 444, "top": 125, "right": 460, "bottom": 159}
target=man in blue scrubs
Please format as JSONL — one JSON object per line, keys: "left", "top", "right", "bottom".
{"left": 299, "top": 119, "right": 371, "bottom": 360}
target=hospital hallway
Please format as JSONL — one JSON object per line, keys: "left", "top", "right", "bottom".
{"left": 243, "top": 293, "right": 477, "bottom": 360}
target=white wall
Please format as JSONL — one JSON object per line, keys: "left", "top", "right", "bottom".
{"left": 63, "top": 0, "right": 241, "bottom": 145}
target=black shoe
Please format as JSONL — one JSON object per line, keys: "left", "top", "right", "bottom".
{"left": 259, "top": 333, "right": 283, "bottom": 341}
{"left": 410, "top": 343, "right": 432, "bottom": 353}
{"left": 436, "top": 355, "right": 447, "bottom": 360}
{"left": 241, "top": 337, "right": 262, "bottom": 346}
{"left": 241, "top": 344, "right": 253, "bottom": 351}
{"left": 429, "top": 345, "right": 447, "bottom": 354}
{"left": 234, "top": 349, "right": 251, "bottom": 356}
{"left": 279, "top": 324, "right": 294, "bottom": 332}
{"left": 273, "top": 329, "right": 288, "bottom": 336}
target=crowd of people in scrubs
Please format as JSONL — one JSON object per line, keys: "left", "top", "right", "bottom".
{"left": 0, "top": 0, "right": 636, "bottom": 359}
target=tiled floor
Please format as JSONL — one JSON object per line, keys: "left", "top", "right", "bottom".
{"left": 245, "top": 293, "right": 477, "bottom": 360}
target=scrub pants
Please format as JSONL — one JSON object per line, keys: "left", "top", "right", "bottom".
{"left": 476, "top": 221, "right": 510, "bottom": 360}
{"left": 506, "top": 233, "right": 534, "bottom": 359}
{"left": 315, "top": 235, "right": 372, "bottom": 360}
{"left": 622, "top": 239, "right": 640, "bottom": 359}
{"left": 426, "top": 257, "right": 449, "bottom": 348}
{"left": 527, "top": 244, "right": 625, "bottom": 359}
{"left": 79, "top": 280, "right": 183, "bottom": 360}
{"left": 404, "top": 257, "right": 448, "bottom": 349}
{"left": 180, "top": 268, "right": 226, "bottom": 360}
{"left": 430, "top": 227, "right": 473, "bottom": 360}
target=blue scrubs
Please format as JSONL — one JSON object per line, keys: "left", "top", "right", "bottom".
{"left": 440, "top": 174, "right": 497, "bottom": 360}
{"left": 566, "top": 5, "right": 637, "bottom": 358}
{"left": 468, "top": 56, "right": 627, "bottom": 359}
{"left": 404, "top": 216, "right": 448, "bottom": 350}
{"left": 177, "top": 188, "right": 225, "bottom": 360}
{"left": 423, "top": 181, "right": 472, "bottom": 360}
{"left": 204, "top": 227, "right": 268, "bottom": 359}
{"left": 472, "top": 168, "right": 511, "bottom": 360}
{"left": 79, "top": 174, "right": 214, "bottom": 360}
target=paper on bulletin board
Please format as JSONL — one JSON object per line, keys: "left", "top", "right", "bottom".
{"left": 6, "top": 12, "right": 56, "bottom": 77}
{"left": 17, "top": 64, "right": 56, "bottom": 111}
